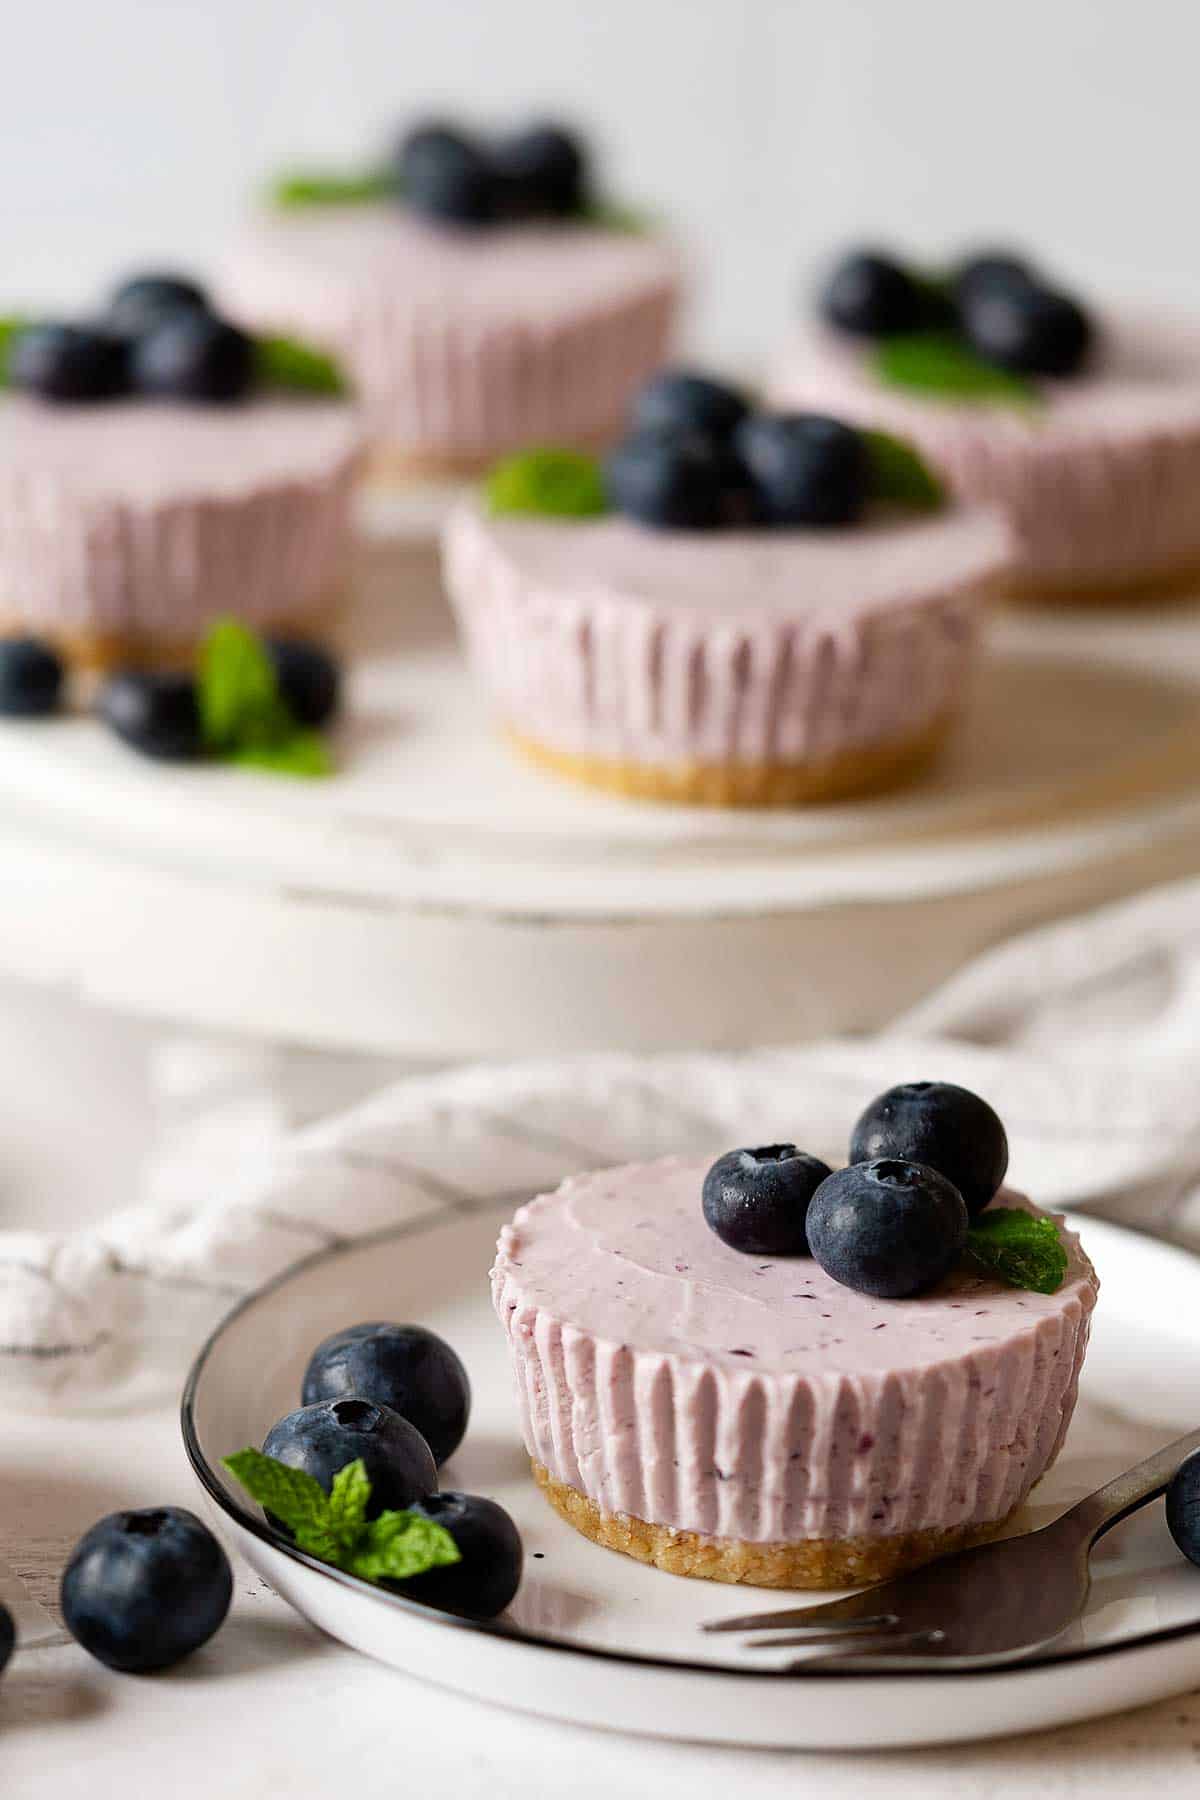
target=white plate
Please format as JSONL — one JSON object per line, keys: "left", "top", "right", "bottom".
{"left": 183, "top": 1204, "right": 1200, "bottom": 1749}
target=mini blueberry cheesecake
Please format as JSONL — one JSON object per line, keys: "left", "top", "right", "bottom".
{"left": 219, "top": 118, "right": 680, "bottom": 478}
{"left": 493, "top": 1082, "right": 1097, "bottom": 1588}
{"left": 769, "top": 246, "right": 1200, "bottom": 601}
{"left": 443, "top": 370, "right": 1010, "bottom": 806}
{"left": 0, "top": 274, "right": 362, "bottom": 666}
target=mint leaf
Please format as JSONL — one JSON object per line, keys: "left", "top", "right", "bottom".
{"left": 575, "top": 198, "right": 651, "bottom": 235}
{"left": 233, "top": 731, "right": 333, "bottom": 779}
{"left": 270, "top": 168, "right": 394, "bottom": 209}
{"left": 486, "top": 447, "right": 608, "bottom": 519}
{"left": 223, "top": 1448, "right": 333, "bottom": 1537}
{"left": 324, "top": 1458, "right": 371, "bottom": 1548}
{"left": 873, "top": 332, "right": 1037, "bottom": 408}
{"left": 255, "top": 335, "right": 347, "bottom": 397}
{"left": 0, "top": 317, "right": 32, "bottom": 387}
{"left": 965, "top": 1209, "right": 1068, "bottom": 1294}
{"left": 349, "top": 1510, "right": 461, "bottom": 1584}
{"left": 864, "top": 430, "right": 944, "bottom": 511}
{"left": 198, "top": 618, "right": 290, "bottom": 753}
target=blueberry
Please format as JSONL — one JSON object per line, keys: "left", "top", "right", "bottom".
{"left": 131, "top": 310, "right": 255, "bottom": 403}
{"left": 806, "top": 1159, "right": 968, "bottom": 1298}
{"left": 98, "top": 671, "right": 202, "bottom": 762}
{"left": 494, "top": 122, "right": 587, "bottom": 218}
{"left": 0, "top": 1602, "right": 13, "bottom": 1677}
{"left": 106, "top": 272, "right": 210, "bottom": 342}
{"left": 262, "top": 1396, "right": 437, "bottom": 1523}
{"left": 9, "top": 322, "right": 128, "bottom": 402}
{"left": 631, "top": 369, "right": 750, "bottom": 442}
{"left": 820, "top": 250, "right": 923, "bottom": 338}
{"left": 961, "top": 285, "right": 1091, "bottom": 378}
{"left": 702, "top": 1145, "right": 833, "bottom": 1256}
{"left": 399, "top": 123, "right": 498, "bottom": 226}
{"left": 954, "top": 251, "right": 1038, "bottom": 306}
{"left": 60, "top": 1507, "right": 232, "bottom": 1674}
{"left": 267, "top": 638, "right": 341, "bottom": 730}
{"left": 301, "top": 1323, "right": 470, "bottom": 1467}
{"left": 605, "top": 428, "right": 755, "bottom": 530}
{"left": 399, "top": 1492, "right": 523, "bottom": 1619}
{"left": 0, "top": 636, "right": 64, "bottom": 718}
{"left": 735, "top": 413, "right": 869, "bottom": 527}
{"left": 849, "top": 1080, "right": 1008, "bottom": 1218}
{"left": 1167, "top": 1452, "right": 1200, "bottom": 1567}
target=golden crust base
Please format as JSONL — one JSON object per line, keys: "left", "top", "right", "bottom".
{"left": 506, "top": 715, "right": 952, "bottom": 809}
{"left": 0, "top": 588, "right": 345, "bottom": 672}
{"left": 1004, "top": 556, "right": 1200, "bottom": 609}
{"left": 533, "top": 1462, "right": 1013, "bottom": 1590}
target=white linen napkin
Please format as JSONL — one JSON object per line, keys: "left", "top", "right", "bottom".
{"left": 5, "top": 869, "right": 1200, "bottom": 1410}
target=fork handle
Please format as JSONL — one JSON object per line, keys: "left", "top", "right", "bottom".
{"left": 1060, "top": 1425, "right": 1200, "bottom": 1541}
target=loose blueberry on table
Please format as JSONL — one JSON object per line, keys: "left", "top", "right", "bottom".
{"left": 0, "top": 1600, "right": 13, "bottom": 1677}
{"left": 1167, "top": 1451, "right": 1200, "bottom": 1567}
{"left": 98, "top": 670, "right": 203, "bottom": 762}
{"left": 268, "top": 637, "right": 342, "bottom": 730}
{"left": 263, "top": 1396, "right": 437, "bottom": 1521}
{"left": 302, "top": 1321, "right": 471, "bottom": 1468}
{"left": 701, "top": 1145, "right": 833, "bottom": 1255}
{"left": 60, "top": 1506, "right": 233, "bottom": 1673}
{"left": 0, "top": 636, "right": 65, "bottom": 718}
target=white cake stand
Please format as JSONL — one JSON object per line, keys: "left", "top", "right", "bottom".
{"left": 2, "top": 530, "right": 1199, "bottom": 1057}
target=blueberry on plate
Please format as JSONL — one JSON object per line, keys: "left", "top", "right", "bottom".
{"left": 494, "top": 121, "right": 587, "bottom": 218}
{"left": 961, "top": 284, "right": 1091, "bottom": 378}
{"left": 630, "top": 369, "right": 750, "bottom": 442}
{"left": 1167, "top": 1451, "right": 1200, "bottom": 1566}
{"left": 106, "top": 272, "right": 210, "bottom": 342}
{"left": 702, "top": 1145, "right": 833, "bottom": 1256}
{"left": 735, "top": 413, "right": 869, "bottom": 527}
{"left": 0, "top": 1601, "right": 13, "bottom": 1677}
{"left": 262, "top": 1396, "right": 437, "bottom": 1522}
{"left": 954, "top": 250, "right": 1038, "bottom": 306}
{"left": 98, "top": 671, "right": 203, "bottom": 762}
{"left": 302, "top": 1322, "right": 470, "bottom": 1467}
{"left": 399, "top": 122, "right": 498, "bottom": 226}
{"left": 820, "top": 249, "right": 923, "bottom": 338}
{"left": 9, "top": 322, "right": 128, "bottom": 402}
{"left": 60, "top": 1506, "right": 232, "bottom": 1674}
{"left": 0, "top": 636, "right": 64, "bottom": 718}
{"left": 849, "top": 1080, "right": 1008, "bottom": 1218}
{"left": 806, "top": 1159, "right": 968, "bottom": 1299}
{"left": 267, "top": 637, "right": 341, "bottom": 729}
{"left": 131, "top": 309, "right": 254, "bottom": 403}
{"left": 605, "top": 428, "right": 754, "bottom": 530}
{"left": 399, "top": 1492, "right": 523, "bottom": 1619}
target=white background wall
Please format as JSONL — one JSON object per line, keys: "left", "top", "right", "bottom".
{"left": 2, "top": 0, "right": 1194, "bottom": 366}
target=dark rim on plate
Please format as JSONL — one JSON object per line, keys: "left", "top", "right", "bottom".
{"left": 181, "top": 1207, "right": 1200, "bottom": 1683}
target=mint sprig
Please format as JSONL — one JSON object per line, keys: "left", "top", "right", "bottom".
{"left": 270, "top": 168, "right": 395, "bottom": 209}
{"left": 863, "top": 429, "right": 944, "bottom": 511}
{"left": 0, "top": 316, "right": 31, "bottom": 387}
{"left": 198, "top": 618, "right": 333, "bottom": 779}
{"left": 255, "top": 335, "right": 347, "bottom": 397}
{"left": 873, "top": 332, "right": 1037, "bottom": 408}
{"left": 486, "top": 447, "right": 609, "bottom": 519}
{"left": 575, "top": 198, "right": 651, "bottom": 235}
{"left": 223, "top": 1448, "right": 460, "bottom": 1585}
{"left": 964, "top": 1209, "right": 1068, "bottom": 1294}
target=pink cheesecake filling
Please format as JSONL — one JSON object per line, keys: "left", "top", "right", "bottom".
{"left": 769, "top": 311, "right": 1200, "bottom": 587}
{"left": 0, "top": 396, "right": 363, "bottom": 642}
{"left": 444, "top": 501, "right": 1009, "bottom": 768}
{"left": 220, "top": 209, "right": 679, "bottom": 459}
{"left": 493, "top": 1157, "right": 1097, "bottom": 1544}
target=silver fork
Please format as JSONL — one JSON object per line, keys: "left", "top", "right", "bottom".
{"left": 703, "top": 1426, "right": 1200, "bottom": 1671}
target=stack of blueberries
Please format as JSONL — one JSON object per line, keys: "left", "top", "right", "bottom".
{"left": 397, "top": 119, "right": 588, "bottom": 227}
{"left": 10, "top": 274, "right": 256, "bottom": 405}
{"left": 605, "top": 370, "right": 875, "bottom": 532}
{"left": 821, "top": 245, "right": 1092, "bottom": 378}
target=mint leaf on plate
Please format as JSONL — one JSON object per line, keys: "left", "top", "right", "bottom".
{"left": 232, "top": 731, "right": 333, "bottom": 779}
{"left": 198, "top": 617, "right": 291, "bottom": 754}
{"left": 325, "top": 1458, "right": 372, "bottom": 1550}
{"left": 486, "top": 447, "right": 608, "bottom": 519}
{"left": 223, "top": 1448, "right": 333, "bottom": 1538}
{"left": 270, "top": 169, "right": 394, "bottom": 209}
{"left": 349, "top": 1510, "right": 461, "bottom": 1584}
{"left": 873, "top": 332, "right": 1037, "bottom": 407}
{"left": 255, "top": 334, "right": 347, "bottom": 397}
{"left": 965, "top": 1209, "right": 1068, "bottom": 1294}
{"left": 863, "top": 429, "right": 945, "bottom": 510}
